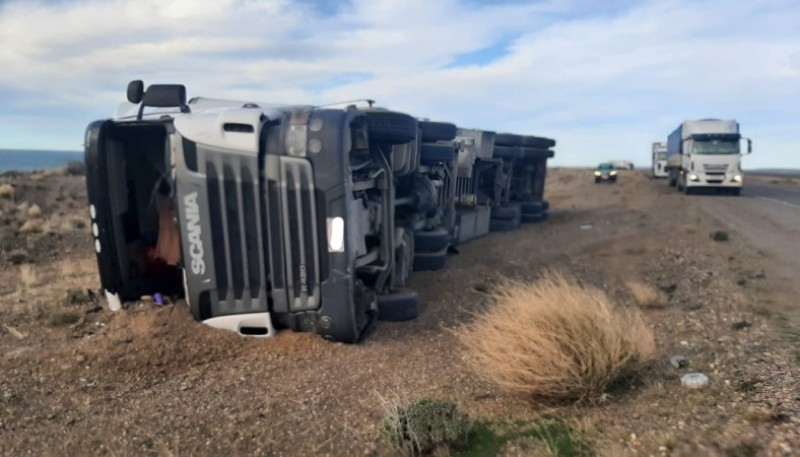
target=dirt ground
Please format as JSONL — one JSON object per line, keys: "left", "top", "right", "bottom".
{"left": 1, "top": 168, "right": 798, "bottom": 456}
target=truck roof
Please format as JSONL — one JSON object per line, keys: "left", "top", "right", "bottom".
{"left": 678, "top": 119, "right": 739, "bottom": 138}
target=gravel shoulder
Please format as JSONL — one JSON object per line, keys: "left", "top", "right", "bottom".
{"left": 1, "top": 168, "right": 798, "bottom": 456}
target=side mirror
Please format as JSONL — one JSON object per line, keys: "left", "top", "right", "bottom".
{"left": 747, "top": 139, "right": 752, "bottom": 154}
{"left": 127, "top": 80, "right": 144, "bottom": 103}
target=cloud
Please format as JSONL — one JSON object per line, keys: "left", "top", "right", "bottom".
{"left": 0, "top": 0, "right": 797, "bottom": 168}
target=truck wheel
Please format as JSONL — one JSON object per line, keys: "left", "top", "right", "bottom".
{"left": 491, "top": 204, "right": 520, "bottom": 220}
{"left": 521, "top": 201, "right": 546, "bottom": 214}
{"left": 522, "top": 147, "right": 549, "bottom": 160}
{"left": 377, "top": 288, "right": 419, "bottom": 322}
{"left": 412, "top": 249, "right": 448, "bottom": 272}
{"left": 494, "top": 133, "right": 524, "bottom": 146}
{"left": 489, "top": 217, "right": 520, "bottom": 232}
{"left": 419, "top": 121, "right": 457, "bottom": 142}
{"left": 414, "top": 228, "right": 450, "bottom": 253}
{"left": 522, "top": 212, "right": 548, "bottom": 223}
{"left": 523, "top": 136, "right": 556, "bottom": 148}
{"left": 420, "top": 143, "right": 455, "bottom": 164}
{"left": 493, "top": 146, "right": 524, "bottom": 160}
{"left": 365, "top": 111, "right": 418, "bottom": 144}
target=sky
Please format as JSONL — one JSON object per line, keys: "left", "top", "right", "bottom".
{"left": 0, "top": 0, "right": 798, "bottom": 168}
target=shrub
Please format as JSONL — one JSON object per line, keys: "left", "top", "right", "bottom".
{"left": 626, "top": 281, "right": 667, "bottom": 309}
{"left": 49, "top": 311, "right": 81, "bottom": 327}
{"left": 65, "top": 161, "right": 86, "bottom": 176}
{"left": 456, "top": 272, "right": 655, "bottom": 403}
{"left": 380, "top": 398, "right": 470, "bottom": 455}
{"left": 0, "top": 183, "right": 14, "bottom": 199}
{"left": 19, "top": 219, "right": 45, "bottom": 234}
{"left": 27, "top": 204, "right": 42, "bottom": 218}
{"left": 710, "top": 230, "right": 730, "bottom": 242}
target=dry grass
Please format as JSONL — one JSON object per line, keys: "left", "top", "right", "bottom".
{"left": 27, "top": 204, "right": 42, "bottom": 218}
{"left": 626, "top": 281, "right": 667, "bottom": 309}
{"left": 19, "top": 265, "right": 40, "bottom": 290}
{"left": 456, "top": 272, "right": 655, "bottom": 403}
{"left": 19, "top": 219, "right": 46, "bottom": 234}
{"left": 0, "top": 183, "right": 14, "bottom": 199}
{"left": 4, "top": 258, "right": 98, "bottom": 316}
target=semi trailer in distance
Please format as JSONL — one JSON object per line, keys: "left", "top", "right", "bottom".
{"left": 665, "top": 119, "right": 751, "bottom": 195}
{"left": 84, "top": 81, "right": 556, "bottom": 343}
{"left": 651, "top": 142, "right": 668, "bottom": 178}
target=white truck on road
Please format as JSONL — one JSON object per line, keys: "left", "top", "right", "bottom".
{"left": 666, "top": 119, "right": 751, "bottom": 195}
{"left": 651, "top": 142, "right": 668, "bottom": 178}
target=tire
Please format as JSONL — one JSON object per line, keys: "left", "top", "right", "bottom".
{"left": 494, "top": 133, "right": 525, "bottom": 147}
{"left": 522, "top": 147, "right": 549, "bottom": 160}
{"left": 521, "top": 212, "right": 548, "bottom": 223}
{"left": 542, "top": 200, "right": 550, "bottom": 211}
{"left": 731, "top": 188, "right": 741, "bottom": 196}
{"left": 412, "top": 249, "right": 448, "bottom": 272}
{"left": 489, "top": 217, "right": 519, "bottom": 232}
{"left": 420, "top": 143, "right": 455, "bottom": 164}
{"left": 493, "top": 145, "right": 524, "bottom": 160}
{"left": 522, "top": 136, "right": 556, "bottom": 148}
{"left": 491, "top": 204, "right": 520, "bottom": 221}
{"left": 377, "top": 288, "right": 419, "bottom": 322}
{"left": 419, "top": 121, "right": 457, "bottom": 142}
{"left": 595, "top": 178, "right": 600, "bottom": 184}
{"left": 683, "top": 184, "right": 692, "bottom": 195}
{"left": 365, "top": 111, "right": 418, "bottom": 144}
{"left": 520, "top": 201, "right": 546, "bottom": 214}
{"left": 414, "top": 228, "right": 450, "bottom": 253}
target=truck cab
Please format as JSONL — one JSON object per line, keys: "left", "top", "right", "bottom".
{"left": 85, "top": 81, "right": 431, "bottom": 343}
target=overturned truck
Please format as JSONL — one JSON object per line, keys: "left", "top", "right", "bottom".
{"left": 84, "top": 81, "right": 555, "bottom": 343}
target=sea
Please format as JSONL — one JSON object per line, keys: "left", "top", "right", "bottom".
{"left": 0, "top": 149, "right": 84, "bottom": 174}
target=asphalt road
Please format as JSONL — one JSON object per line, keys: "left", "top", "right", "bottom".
{"left": 694, "top": 180, "right": 800, "bottom": 322}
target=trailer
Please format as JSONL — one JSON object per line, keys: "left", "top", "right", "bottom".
{"left": 665, "top": 119, "right": 751, "bottom": 195}
{"left": 84, "top": 81, "right": 556, "bottom": 343}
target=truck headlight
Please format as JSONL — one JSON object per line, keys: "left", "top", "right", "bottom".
{"left": 733, "top": 175, "right": 742, "bottom": 183}
{"left": 327, "top": 217, "right": 345, "bottom": 252}
{"left": 688, "top": 174, "right": 699, "bottom": 181}
{"left": 609, "top": 170, "right": 617, "bottom": 176}
{"left": 594, "top": 171, "right": 601, "bottom": 176}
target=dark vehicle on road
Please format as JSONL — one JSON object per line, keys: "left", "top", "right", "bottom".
{"left": 594, "top": 163, "right": 617, "bottom": 183}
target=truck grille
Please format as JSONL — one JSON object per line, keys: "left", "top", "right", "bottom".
{"left": 205, "top": 155, "right": 267, "bottom": 311}
{"left": 703, "top": 164, "right": 728, "bottom": 172}
{"left": 264, "top": 157, "right": 320, "bottom": 313}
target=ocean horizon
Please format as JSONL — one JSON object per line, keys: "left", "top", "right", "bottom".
{"left": 0, "top": 149, "right": 83, "bottom": 174}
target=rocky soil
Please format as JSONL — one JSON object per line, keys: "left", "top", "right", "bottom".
{"left": 0, "top": 168, "right": 798, "bottom": 456}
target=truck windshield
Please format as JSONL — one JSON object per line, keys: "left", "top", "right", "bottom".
{"left": 693, "top": 140, "right": 739, "bottom": 155}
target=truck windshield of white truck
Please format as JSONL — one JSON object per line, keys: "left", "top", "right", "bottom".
{"left": 693, "top": 139, "right": 739, "bottom": 155}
